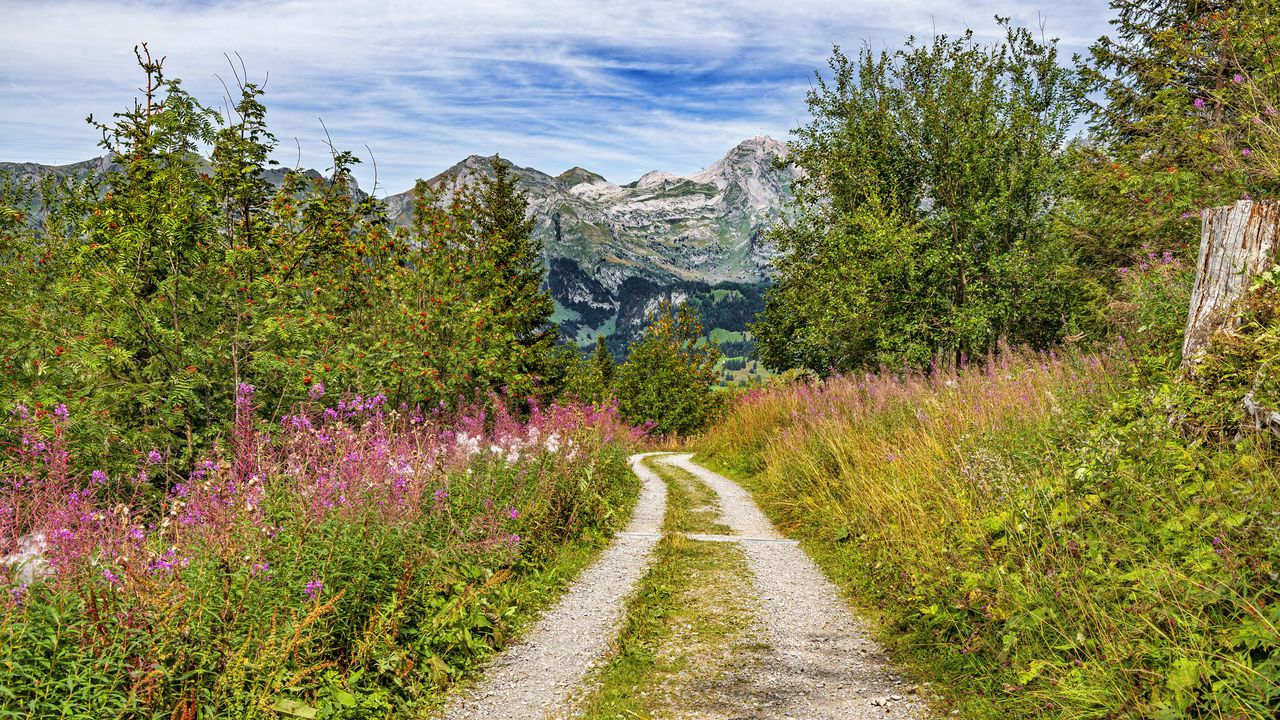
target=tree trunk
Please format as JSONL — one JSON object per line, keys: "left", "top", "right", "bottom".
{"left": 1182, "top": 199, "right": 1280, "bottom": 364}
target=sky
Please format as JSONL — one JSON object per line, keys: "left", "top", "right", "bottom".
{"left": 1, "top": 0, "right": 1114, "bottom": 194}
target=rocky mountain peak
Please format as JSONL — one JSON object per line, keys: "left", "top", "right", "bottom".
{"left": 557, "top": 167, "right": 608, "bottom": 187}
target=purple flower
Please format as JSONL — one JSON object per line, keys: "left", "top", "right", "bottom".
{"left": 1118, "top": 266, "right": 1130, "bottom": 276}
{"left": 251, "top": 561, "right": 271, "bottom": 581}
{"left": 1193, "top": 97, "right": 1205, "bottom": 109}
{"left": 148, "top": 549, "right": 186, "bottom": 575}
{"left": 146, "top": 450, "right": 163, "bottom": 465}
{"left": 308, "top": 383, "right": 326, "bottom": 401}
{"left": 507, "top": 507, "right": 520, "bottom": 520}
{"left": 90, "top": 470, "right": 108, "bottom": 485}
{"left": 1234, "top": 73, "right": 1245, "bottom": 84}
{"left": 304, "top": 577, "right": 323, "bottom": 601}
{"left": 507, "top": 534, "right": 521, "bottom": 547}
{"left": 1243, "top": 148, "right": 1253, "bottom": 157}
{"left": 53, "top": 404, "right": 69, "bottom": 420}
{"left": 9, "top": 584, "right": 28, "bottom": 606}
{"left": 102, "top": 568, "right": 121, "bottom": 585}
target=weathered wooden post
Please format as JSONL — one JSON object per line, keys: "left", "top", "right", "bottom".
{"left": 1182, "top": 199, "right": 1280, "bottom": 364}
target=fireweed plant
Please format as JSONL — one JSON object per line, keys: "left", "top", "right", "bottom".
{"left": 0, "top": 385, "right": 643, "bottom": 717}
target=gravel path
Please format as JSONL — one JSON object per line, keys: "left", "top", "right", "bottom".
{"left": 439, "top": 452, "right": 668, "bottom": 720}
{"left": 659, "top": 454, "right": 926, "bottom": 719}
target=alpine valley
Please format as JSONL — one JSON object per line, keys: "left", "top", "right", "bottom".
{"left": 1, "top": 136, "right": 796, "bottom": 365}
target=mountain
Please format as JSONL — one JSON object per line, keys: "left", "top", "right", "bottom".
{"left": 1, "top": 137, "right": 796, "bottom": 365}
{"left": 384, "top": 136, "right": 797, "bottom": 353}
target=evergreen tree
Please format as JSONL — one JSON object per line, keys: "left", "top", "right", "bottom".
{"left": 1068, "top": 0, "right": 1280, "bottom": 267}
{"left": 472, "top": 157, "right": 557, "bottom": 400}
{"left": 590, "top": 335, "right": 616, "bottom": 390}
{"left": 616, "top": 302, "right": 721, "bottom": 435}
{"left": 574, "top": 335, "right": 616, "bottom": 403}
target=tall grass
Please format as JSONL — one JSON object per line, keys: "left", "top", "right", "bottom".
{"left": 699, "top": 348, "right": 1280, "bottom": 717}
{"left": 0, "top": 388, "right": 643, "bottom": 718}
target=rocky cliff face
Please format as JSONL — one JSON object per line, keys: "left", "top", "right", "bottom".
{"left": 3, "top": 137, "right": 795, "bottom": 355}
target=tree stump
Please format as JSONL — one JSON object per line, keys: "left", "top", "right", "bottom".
{"left": 1182, "top": 199, "right": 1280, "bottom": 363}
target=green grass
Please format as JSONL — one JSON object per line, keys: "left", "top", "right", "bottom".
{"left": 651, "top": 459, "right": 733, "bottom": 535}
{"left": 574, "top": 457, "right": 760, "bottom": 718}
{"left": 695, "top": 350, "right": 1280, "bottom": 718}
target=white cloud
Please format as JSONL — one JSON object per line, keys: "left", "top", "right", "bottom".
{"left": 0, "top": 0, "right": 1112, "bottom": 191}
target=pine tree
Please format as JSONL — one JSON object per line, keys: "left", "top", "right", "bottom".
{"left": 573, "top": 335, "right": 616, "bottom": 403}
{"left": 590, "top": 335, "right": 616, "bottom": 390}
{"left": 472, "top": 157, "right": 557, "bottom": 400}
{"left": 1068, "top": 0, "right": 1280, "bottom": 264}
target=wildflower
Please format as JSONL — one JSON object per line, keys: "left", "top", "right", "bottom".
{"left": 1233, "top": 73, "right": 1245, "bottom": 84}
{"left": 1243, "top": 148, "right": 1252, "bottom": 157}
{"left": 91, "top": 470, "right": 108, "bottom": 485}
{"left": 146, "top": 450, "right": 163, "bottom": 465}
{"left": 102, "top": 568, "right": 121, "bottom": 585}
{"left": 507, "top": 534, "right": 521, "bottom": 547}
{"left": 9, "top": 584, "right": 28, "bottom": 607}
{"left": 308, "top": 382, "right": 326, "bottom": 401}
{"left": 1193, "top": 97, "right": 1205, "bottom": 109}
{"left": 304, "top": 577, "right": 323, "bottom": 601}
{"left": 251, "top": 561, "right": 271, "bottom": 580}
{"left": 507, "top": 507, "right": 519, "bottom": 520}
{"left": 52, "top": 404, "right": 69, "bottom": 420}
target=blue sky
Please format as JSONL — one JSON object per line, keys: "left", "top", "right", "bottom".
{"left": 1, "top": 0, "right": 1113, "bottom": 193}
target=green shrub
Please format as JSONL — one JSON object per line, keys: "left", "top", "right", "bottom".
{"left": 616, "top": 301, "right": 722, "bottom": 436}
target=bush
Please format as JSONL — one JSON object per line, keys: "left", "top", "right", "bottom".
{"left": 616, "top": 301, "right": 721, "bottom": 436}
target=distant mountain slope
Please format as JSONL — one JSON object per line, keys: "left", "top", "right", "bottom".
{"left": 2, "top": 137, "right": 796, "bottom": 366}
{"left": 384, "top": 136, "right": 796, "bottom": 351}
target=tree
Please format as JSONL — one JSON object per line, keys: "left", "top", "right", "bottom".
{"left": 470, "top": 157, "right": 557, "bottom": 401}
{"left": 1067, "top": 0, "right": 1280, "bottom": 268}
{"left": 754, "top": 22, "right": 1093, "bottom": 373}
{"left": 0, "top": 48, "right": 535, "bottom": 473}
{"left": 616, "top": 302, "right": 721, "bottom": 435}
{"left": 573, "top": 335, "right": 616, "bottom": 403}
{"left": 590, "top": 335, "right": 616, "bottom": 390}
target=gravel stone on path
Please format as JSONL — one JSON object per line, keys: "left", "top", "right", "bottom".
{"left": 439, "top": 452, "right": 668, "bottom": 720}
{"left": 658, "top": 453, "right": 926, "bottom": 720}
